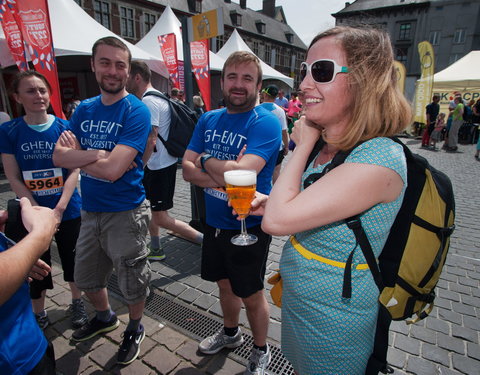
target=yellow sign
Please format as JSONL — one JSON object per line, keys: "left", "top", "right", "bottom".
{"left": 188, "top": 9, "right": 224, "bottom": 42}
{"left": 393, "top": 61, "right": 406, "bottom": 94}
{"left": 413, "top": 41, "right": 435, "bottom": 123}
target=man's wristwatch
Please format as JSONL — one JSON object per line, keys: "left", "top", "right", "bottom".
{"left": 200, "top": 154, "right": 214, "bottom": 172}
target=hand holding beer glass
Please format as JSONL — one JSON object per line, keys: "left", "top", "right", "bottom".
{"left": 224, "top": 170, "right": 257, "bottom": 246}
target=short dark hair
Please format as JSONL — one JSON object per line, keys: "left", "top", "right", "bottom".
{"left": 92, "top": 36, "right": 132, "bottom": 64}
{"left": 130, "top": 60, "right": 151, "bottom": 83}
{"left": 11, "top": 70, "right": 51, "bottom": 94}
{"left": 171, "top": 87, "right": 179, "bottom": 97}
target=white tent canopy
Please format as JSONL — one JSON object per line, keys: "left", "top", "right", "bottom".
{"left": 0, "top": 0, "right": 169, "bottom": 77}
{"left": 433, "top": 51, "right": 480, "bottom": 92}
{"left": 136, "top": 5, "right": 225, "bottom": 72}
{"left": 217, "top": 29, "right": 294, "bottom": 88}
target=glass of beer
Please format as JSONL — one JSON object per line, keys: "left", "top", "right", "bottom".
{"left": 224, "top": 169, "right": 258, "bottom": 246}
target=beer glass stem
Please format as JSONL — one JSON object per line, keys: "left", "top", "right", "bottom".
{"left": 240, "top": 217, "right": 248, "bottom": 237}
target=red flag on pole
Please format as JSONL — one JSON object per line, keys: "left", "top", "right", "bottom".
{"left": 158, "top": 33, "right": 181, "bottom": 90}
{"left": 190, "top": 39, "right": 211, "bottom": 111}
{"left": 0, "top": 6, "right": 28, "bottom": 71}
{"left": 14, "top": 0, "right": 65, "bottom": 119}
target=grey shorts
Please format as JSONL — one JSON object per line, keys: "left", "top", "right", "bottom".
{"left": 74, "top": 201, "right": 151, "bottom": 304}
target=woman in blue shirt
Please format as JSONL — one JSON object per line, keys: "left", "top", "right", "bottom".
{"left": 0, "top": 71, "right": 86, "bottom": 329}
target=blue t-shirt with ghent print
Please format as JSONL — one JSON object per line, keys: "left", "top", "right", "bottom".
{"left": 0, "top": 116, "right": 81, "bottom": 221}
{"left": 69, "top": 94, "right": 151, "bottom": 212}
{"left": 187, "top": 107, "right": 281, "bottom": 229}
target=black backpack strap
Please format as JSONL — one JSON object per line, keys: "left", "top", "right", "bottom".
{"left": 365, "top": 304, "right": 394, "bottom": 374}
{"left": 345, "top": 216, "right": 384, "bottom": 292}
{"left": 304, "top": 137, "right": 326, "bottom": 171}
{"left": 143, "top": 90, "right": 173, "bottom": 149}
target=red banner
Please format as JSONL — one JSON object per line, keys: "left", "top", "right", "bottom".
{"left": 190, "top": 40, "right": 211, "bottom": 111}
{"left": 0, "top": 5, "right": 28, "bottom": 70}
{"left": 158, "top": 33, "right": 181, "bottom": 90}
{"left": 14, "top": 0, "right": 65, "bottom": 119}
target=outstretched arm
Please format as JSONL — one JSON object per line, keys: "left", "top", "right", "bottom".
{"left": 0, "top": 198, "right": 57, "bottom": 305}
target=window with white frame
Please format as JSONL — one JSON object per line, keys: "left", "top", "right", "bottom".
{"left": 120, "top": 6, "right": 135, "bottom": 38}
{"left": 429, "top": 31, "right": 441, "bottom": 46}
{"left": 453, "top": 29, "right": 466, "bottom": 44}
{"left": 94, "top": 1, "right": 110, "bottom": 29}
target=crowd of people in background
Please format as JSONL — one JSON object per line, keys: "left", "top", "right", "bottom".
{"left": 422, "top": 93, "right": 480, "bottom": 158}
{"left": 0, "top": 24, "right": 479, "bottom": 375}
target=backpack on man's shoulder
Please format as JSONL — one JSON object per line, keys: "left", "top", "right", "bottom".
{"left": 306, "top": 137, "right": 455, "bottom": 374}
{"left": 143, "top": 91, "right": 199, "bottom": 158}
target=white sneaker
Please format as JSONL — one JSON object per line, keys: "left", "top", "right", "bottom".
{"left": 244, "top": 345, "right": 271, "bottom": 375}
{"left": 198, "top": 328, "right": 244, "bottom": 354}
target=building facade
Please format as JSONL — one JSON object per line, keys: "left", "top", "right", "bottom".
{"left": 333, "top": 0, "right": 480, "bottom": 99}
{"left": 74, "top": 0, "right": 307, "bottom": 89}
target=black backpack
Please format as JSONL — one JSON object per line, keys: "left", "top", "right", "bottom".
{"left": 143, "top": 91, "right": 199, "bottom": 158}
{"left": 306, "top": 137, "right": 455, "bottom": 374}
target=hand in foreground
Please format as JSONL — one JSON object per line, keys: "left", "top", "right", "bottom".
{"left": 20, "top": 197, "right": 58, "bottom": 236}
{"left": 290, "top": 116, "right": 322, "bottom": 148}
{"left": 58, "top": 130, "right": 81, "bottom": 150}
{"left": 230, "top": 191, "right": 269, "bottom": 219}
{"left": 28, "top": 259, "right": 51, "bottom": 282}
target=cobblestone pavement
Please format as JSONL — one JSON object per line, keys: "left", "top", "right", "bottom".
{"left": 0, "top": 138, "right": 478, "bottom": 374}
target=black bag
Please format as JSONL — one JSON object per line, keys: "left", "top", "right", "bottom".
{"left": 305, "top": 137, "right": 455, "bottom": 374}
{"left": 143, "top": 91, "right": 199, "bottom": 158}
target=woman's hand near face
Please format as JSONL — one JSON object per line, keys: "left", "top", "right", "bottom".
{"left": 290, "top": 116, "right": 322, "bottom": 149}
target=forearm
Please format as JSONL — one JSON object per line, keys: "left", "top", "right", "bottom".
{"left": 53, "top": 145, "right": 105, "bottom": 169}
{"left": 263, "top": 144, "right": 312, "bottom": 227}
{"left": 182, "top": 159, "right": 222, "bottom": 187}
{"left": 55, "top": 169, "right": 80, "bottom": 212}
{"left": 142, "top": 127, "right": 157, "bottom": 165}
{"left": 0, "top": 231, "right": 52, "bottom": 305}
{"left": 8, "top": 179, "right": 38, "bottom": 206}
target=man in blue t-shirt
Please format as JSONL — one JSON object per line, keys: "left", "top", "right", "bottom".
{"left": 0, "top": 198, "right": 57, "bottom": 374}
{"left": 183, "top": 51, "right": 281, "bottom": 375}
{"left": 53, "top": 37, "right": 151, "bottom": 366}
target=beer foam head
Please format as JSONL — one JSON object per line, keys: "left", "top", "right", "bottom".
{"left": 224, "top": 170, "right": 256, "bottom": 186}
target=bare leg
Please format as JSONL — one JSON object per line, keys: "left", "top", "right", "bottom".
{"left": 272, "top": 163, "right": 282, "bottom": 184}
{"left": 84, "top": 288, "right": 110, "bottom": 311}
{"left": 128, "top": 300, "right": 145, "bottom": 321}
{"left": 217, "top": 279, "right": 242, "bottom": 327}
{"left": 152, "top": 210, "right": 202, "bottom": 244}
{"left": 31, "top": 290, "right": 46, "bottom": 314}
{"left": 242, "top": 290, "right": 270, "bottom": 347}
{"left": 69, "top": 282, "right": 82, "bottom": 300}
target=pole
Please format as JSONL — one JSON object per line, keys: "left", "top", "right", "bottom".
{"left": 181, "top": 16, "right": 205, "bottom": 232}
{"left": 181, "top": 16, "right": 193, "bottom": 109}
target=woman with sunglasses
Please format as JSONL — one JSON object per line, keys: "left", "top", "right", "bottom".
{"left": 259, "top": 27, "right": 412, "bottom": 374}
{"left": 0, "top": 70, "right": 87, "bottom": 330}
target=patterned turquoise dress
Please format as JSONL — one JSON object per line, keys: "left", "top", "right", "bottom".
{"left": 280, "top": 138, "right": 407, "bottom": 375}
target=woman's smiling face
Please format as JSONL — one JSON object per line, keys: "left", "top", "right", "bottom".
{"left": 299, "top": 36, "right": 352, "bottom": 132}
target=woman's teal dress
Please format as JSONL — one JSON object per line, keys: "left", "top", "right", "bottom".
{"left": 280, "top": 138, "right": 407, "bottom": 375}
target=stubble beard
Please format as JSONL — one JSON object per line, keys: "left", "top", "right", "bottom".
{"left": 224, "top": 89, "right": 257, "bottom": 113}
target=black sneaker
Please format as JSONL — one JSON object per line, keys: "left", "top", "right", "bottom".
{"left": 67, "top": 299, "right": 88, "bottom": 328}
{"left": 71, "top": 315, "right": 119, "bottom": 342}
{"left": 117, "top": 324, "right": 145, "bottom": 365}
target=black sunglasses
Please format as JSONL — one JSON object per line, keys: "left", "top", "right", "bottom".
{"left": 300, "top": 59, "right": 349, "bottom": 84}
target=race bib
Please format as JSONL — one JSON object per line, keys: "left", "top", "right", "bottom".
{"left": 23, "top": 168, "right": 64, "bottom": 196}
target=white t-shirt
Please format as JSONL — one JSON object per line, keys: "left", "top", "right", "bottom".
{"left": 260, "top": 102, "right": 287, "bottom": 150}
{"left": 142, "top": 89, "right": 177, "bottom": 170}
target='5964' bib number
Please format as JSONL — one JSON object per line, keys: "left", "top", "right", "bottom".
{"left": 22, "top": 168, "right": 64, "bottom": 196}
